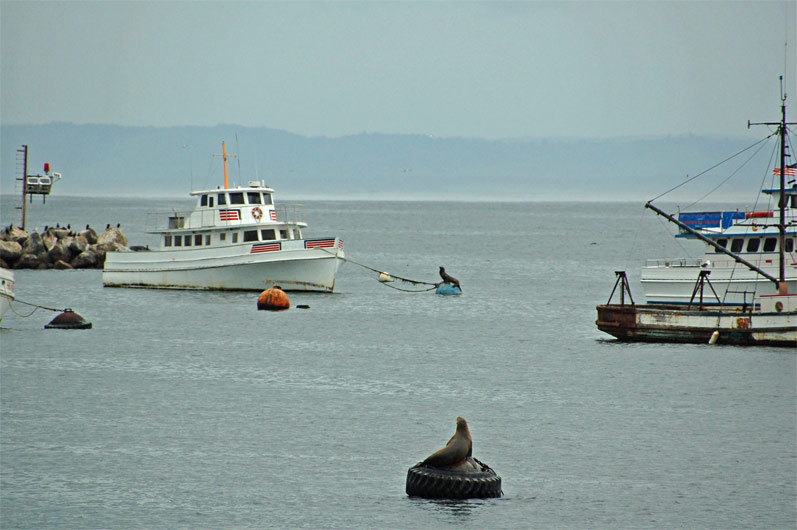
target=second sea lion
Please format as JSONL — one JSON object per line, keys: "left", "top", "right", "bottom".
{"left": 421, "top": 417, "right": 473, "bottom": 469}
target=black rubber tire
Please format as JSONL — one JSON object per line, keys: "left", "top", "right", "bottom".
{"left": 405, "top": 460, "right": 502, "bottom": 499}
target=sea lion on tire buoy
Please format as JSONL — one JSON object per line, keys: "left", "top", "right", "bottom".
{"left": 421, "top": 417, "right": 473, "bottom": 469}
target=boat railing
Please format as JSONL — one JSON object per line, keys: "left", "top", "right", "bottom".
{"left": 644, "top": 258, "right": 704, "bottom": 268}
{"left": 146, "top": 210, "right": 218, "bottom": 231}
{"left": 276, "top": 204, "right": 305, "bottom": 225}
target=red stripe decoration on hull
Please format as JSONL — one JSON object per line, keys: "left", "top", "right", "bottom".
{"left": 220, "top": 209, "right": 241, "bottom": 221}
{"left": 270, "top": 210, "right": 277, "bottom": 221}
{"left": 251, "top": 242, "right": 281, "bottom": 254}
{"left": 305, "top": 239, "right": 336, "bottom": 249}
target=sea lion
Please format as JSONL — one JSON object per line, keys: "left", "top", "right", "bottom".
{"left": 421, "top": 417, "right": 473, "bottom": 469}
{"left": 439, "top": 266, "right": 461, "bottom": 290}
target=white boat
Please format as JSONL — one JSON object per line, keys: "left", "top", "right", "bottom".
{"left": 103, "top": 143, "right": 344, "bottom": 292}
{"left": 0, "top": 268, "right": 15, "bottom": 322}
{"left": 597, "top": 82, "right": 796, "bottom": 347}
{"left": 641, "top": 187, "right": 796, "bottom": 307}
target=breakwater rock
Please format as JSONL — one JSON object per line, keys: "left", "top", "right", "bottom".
{"left": 0, "top": 225, "right": 135, "bottom": 270}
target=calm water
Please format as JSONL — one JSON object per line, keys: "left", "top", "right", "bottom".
{"left": 1, "top": 197, "right": 795, "bottom": 529}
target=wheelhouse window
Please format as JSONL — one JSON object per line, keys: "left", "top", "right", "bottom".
{"left": 294, "top": 229, "right": 302, "bottom": 239}
{"left": 243, "top": 230, "right": 259, "bottom": 242}
{"left": 763, "top": 238, "right": 777, "bottom": 252}
{"left": 218, "top": 193, "right": 227, "bottom": 205}
{"left": 164, "top": 235, "right": 172, "bottom": 247}
{"left": 746, "top": 238, "right": 760, "bottom": 252}
{"left": 786, "top": 238, "right": 795, "bottom": 253}
{"left": 261, "top": 229, "right": 276, "bottom": 241}
{"left": 263, "top": 193, "right": 273, "bottom": 205}
{"left": 730, "top": 239, "right": 743, "bottom": 253}
{"left": 247, "top": 192, "right": 262, "bottom": 204}
{"left": 714, "top": 238, "right": 728, "bottom": 252}
{"left": 280, "top": 229, "right": 289, "bottom": 240}
{"left": 229, "top": 192, "right": 245, "bottom": 205}
{"left": 200, "top": 195, "right": 208, "bottom": 206}
{"left": 209, "top": 196, "right": 214, "bottom": 207}
{"left": 195, "top": 234, "right": 203, "bottom": 246}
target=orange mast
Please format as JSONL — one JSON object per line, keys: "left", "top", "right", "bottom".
{"left": 213, "top": 142, "right": 237, "bottom": 189}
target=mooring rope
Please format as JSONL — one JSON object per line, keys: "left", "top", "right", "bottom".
{"left": 8, "top": 299, "right": 64, "bottom": 318}
{"left": 316, "top": 247, "right": 442, "bottom": 292}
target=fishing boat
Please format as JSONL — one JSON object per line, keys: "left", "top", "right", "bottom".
{"left": 0, "top": 268, "right": 15, "bottom": 322}
{"left": 596, "top": 82, "right": 796, "bottom": 347}
{"left": 103, "top": 143, "right": 344, "bottom": 292}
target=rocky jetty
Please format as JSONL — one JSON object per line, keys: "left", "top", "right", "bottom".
{"left": 0, "top": 225, "right": 135, "bottom": 270}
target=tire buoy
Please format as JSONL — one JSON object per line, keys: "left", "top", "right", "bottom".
{"left": 44, "top": 309, "right": 92, "bottom": 330}
{"left": 406, "top": 457, "right": 502, "bottom": 499}
{"left": 257, "top": 286, "right": 290, "bottom": 311}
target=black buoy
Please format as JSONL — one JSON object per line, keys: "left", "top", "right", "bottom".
{"left": 44, "top": 309, "right": 92, "bottom": 329}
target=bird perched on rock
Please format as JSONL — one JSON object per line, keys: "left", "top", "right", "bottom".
{"left": 439, "top": 266, "right": 461, "bottom": 290}
{"left": 421, "top": 417, "right": 473, "bottom": 469}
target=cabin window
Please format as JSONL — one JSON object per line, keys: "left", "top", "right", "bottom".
{"left": 746, "top": 238, "right": 760, "bottom": 252}
{"left": 786, "top": 238, "right": 795, "bottom": 253}
{"left": 229, "top": 192, "right": 245, "bottom": 205}
{"left": 164, "top": 235, "right": 172, "bottom": 247}
{"left": 184, "top": 235, "right": 192, "bottom": 247}
{"left": 714, "top": 238, "right": 728, "bottom": 252}
{"left": 763, "top": 238, "right": 777, "bottom": 252}
{"left": 294, "top": 229, "right": 302, "bottom": 239}
{"left": 247, "top": 192, "right": 262, "bottom": 204}
{"left": 244, "top": 230, "right": 259, "bottom": 242}
{"left": 209, "top": 197, "right": 214, "bottom": 208}
{"left": 195, "top": 234, "right": 202, "bottom": 246}
{"left": 232, "top": 233, "right": 239, "bottom": 243}
{"left": 218, "top": 193, "right": 227, "bottom": 205}
{"left": 205, "top": 235, "right": 211, "bottom": 245}
{"left": 200, "top": 195, "right": 208, "bottom": 206}
{"left": 261, "top": 229, "right": 276, "bottom": 241}
{"left": 280, "top": 229, "right": 289, "bottom": 240}
{"left": 263, "top": 193, "right": 273, "bottom": 205}
{"left": 220, "top": 233, "right": 226, "bottom": 241}
{"left": 174, "top": 236, "right": 182, "bottom": 247}
{"left": 730, "top": 239, "right": 743, "bottom": 253}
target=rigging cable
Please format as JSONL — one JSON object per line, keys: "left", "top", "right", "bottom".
{"left": 649, "top": 133, "right": 776, "bottom": 202}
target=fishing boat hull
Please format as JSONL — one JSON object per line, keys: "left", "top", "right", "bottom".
{"left": 596, "top": 296, "right": 796, "bottom": 347}
{"left": 103, "top": 240, "right": 343, "bottom": 292}
{"left": 0, "top": 268, "right": 14, "bottom": 322}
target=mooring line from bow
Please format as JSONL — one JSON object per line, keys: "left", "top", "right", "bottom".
{"left": 315, "top": 247, "right": 441, "bottom": 290}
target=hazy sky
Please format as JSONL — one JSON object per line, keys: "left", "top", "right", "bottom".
{"left": 1, "top": 1, "right": 795, "bottom": 139}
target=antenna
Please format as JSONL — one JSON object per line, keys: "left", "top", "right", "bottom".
{"left": 235, "top": 133, "right": 242, "bottom": 186}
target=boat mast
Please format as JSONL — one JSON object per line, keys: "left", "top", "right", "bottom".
{"left": 213, "top": 141, "right": 237, "bottom": 190}
{"left": 749, "top": 76, "right": 795, "bottom": 294}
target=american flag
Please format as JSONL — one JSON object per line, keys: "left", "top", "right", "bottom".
{"left": 251, "top": 242, "right": 281, "bottom": 254}
{"left": 305, "top": 238, "right": 336, "bottom": 249}
{"left": 773, "top": 164, "right": 797, "bottom": 177}
{"left": 219, "top": 209, "right": 240, "bottom": 221}
{"left": 270, "top": 210, "right": 277, "bottom": 221}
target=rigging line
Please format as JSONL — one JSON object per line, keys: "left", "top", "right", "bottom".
{"left": 649, "top": 133, "right": 777, "bottom": 203}
{"left": 682, "top": 137, "right": 773, "bottom": 211}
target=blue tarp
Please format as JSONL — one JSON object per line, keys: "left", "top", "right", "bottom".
{"left": 678, "top": 211, "right": 745, "bottom": 231}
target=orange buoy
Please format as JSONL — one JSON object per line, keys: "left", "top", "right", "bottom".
{"left": 257, "top": 285, "right": 290, "bottom": 311}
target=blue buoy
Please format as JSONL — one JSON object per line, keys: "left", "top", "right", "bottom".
{"left": 435, "top": 284, "right": 462, "bottom": 295}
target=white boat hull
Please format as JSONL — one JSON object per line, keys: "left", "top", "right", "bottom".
{"left": 641, "top": 262, "right": 796, "bottom": 306}
{"left": 103, "top": 240, "right": 343, "bottom": 292}
{"left": 0, "top": 268, "right": 14, "bottom": 322}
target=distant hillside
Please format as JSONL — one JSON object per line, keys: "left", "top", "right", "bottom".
{"left": 0, "top": 123, "right": 766, "bottom": 201}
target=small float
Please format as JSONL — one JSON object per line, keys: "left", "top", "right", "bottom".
{"left": 435, "top": 283, "right": 462, "bottom": 296}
